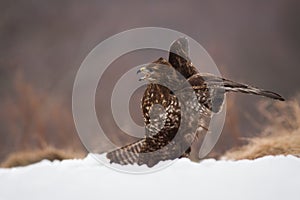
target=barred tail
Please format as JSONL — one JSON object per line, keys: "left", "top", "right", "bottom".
{"left": 106, "top": 139, "right": 147, "bottom": 165}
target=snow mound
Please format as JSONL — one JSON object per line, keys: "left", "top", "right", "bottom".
{"left": 0, "top": 155, "right": 299, "bottom": 200}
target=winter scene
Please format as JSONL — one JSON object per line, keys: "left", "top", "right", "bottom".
{"left": 1, "top": 1, "right": 299, "bottom": 200}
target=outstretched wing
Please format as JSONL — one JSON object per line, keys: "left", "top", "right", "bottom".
{"left": 170, "top": 38, "right": 284, "bottom": 113}
{"left": 201, "top": 74, "right": 284, "bottom": 101}
{"left": 185, "top": 73, "right": 284, "bottom": 114}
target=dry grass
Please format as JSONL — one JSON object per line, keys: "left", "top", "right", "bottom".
{"left": 0, "top": 71, "right": 85, "bottom": 162}
{"left": 224, "top": 96, "right": 300, "bottom": 160}
{"left": 224, "top": 132, "right": 300, "bottom": 160}
{"left": 0, "top": 72, "right": 87, "bottom": 167}
{"left": 1, "top": 146, "right": 85, "bottom": 168}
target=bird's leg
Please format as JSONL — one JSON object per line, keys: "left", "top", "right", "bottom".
{"left": 184, "top": 132, "right": 197, "bottom": 145}
{"left": 178, "top": 132, "right": 196, "bottom": 158}
{"left": 179, "top": 147, "right": 191, "bottom": 158}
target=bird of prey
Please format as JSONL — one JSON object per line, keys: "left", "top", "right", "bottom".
{"left": 106, "top": 38, "right": 284, "bottom": 167}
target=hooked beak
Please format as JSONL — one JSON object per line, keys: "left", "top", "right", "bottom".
{"left": 137, "top": 66, "right": 151, "bottom": 81}
{"left": 137, "top": 66, "right": 148, "bottom": 74}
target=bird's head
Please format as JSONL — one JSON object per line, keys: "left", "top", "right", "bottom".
{"left": 137, "top": 57, "right": 188, "bottom": 91}
{"left": 137, "top": 57, "right": 173, "bottom": 83}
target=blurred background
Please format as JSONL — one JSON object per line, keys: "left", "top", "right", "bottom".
{"left": 1, "top": 0, "right": 299, "bottom": 166}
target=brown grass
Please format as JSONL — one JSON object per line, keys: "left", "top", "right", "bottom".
{"left": 1, "top": 146, "right": 85, "bottom": 168}
{"left": 0, "top": 71, "right": 85, "bottom": 162}
{"left": 224, "top": 96, "right": 300, "bottom": 160}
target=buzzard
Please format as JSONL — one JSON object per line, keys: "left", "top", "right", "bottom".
{"left": 106, "top": 38, "right": 284, "bottom": 167}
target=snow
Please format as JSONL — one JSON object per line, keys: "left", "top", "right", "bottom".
{"left": 0, "top": 155, "right": 299, "bottom": 200}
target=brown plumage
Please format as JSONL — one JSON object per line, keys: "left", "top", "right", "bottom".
{"left": 106, "top": 38, "right": 284, "bottom": 167}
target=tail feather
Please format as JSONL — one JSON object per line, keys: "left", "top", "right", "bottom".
{"left": 106, "top": 139, "right": 146, "bottom": 165}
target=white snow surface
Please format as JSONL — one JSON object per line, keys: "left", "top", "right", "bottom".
{"left": 0, "top": 154, "right": 299, "bottom": 200}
